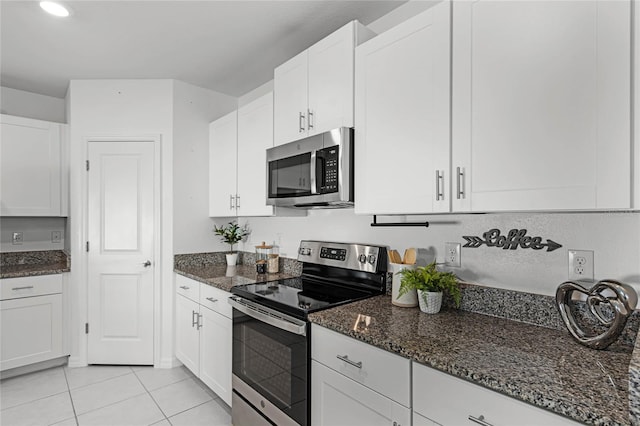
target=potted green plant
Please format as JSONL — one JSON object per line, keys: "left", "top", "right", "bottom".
{"left": 213, "top": 221, "right": 249, "bottom": 265}
{"left": 397, "top": 262, "right": 461, "bottom": 314}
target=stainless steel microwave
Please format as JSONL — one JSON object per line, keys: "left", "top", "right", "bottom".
{"left": 266, "top": 127, "right": 353, "bottom": 208}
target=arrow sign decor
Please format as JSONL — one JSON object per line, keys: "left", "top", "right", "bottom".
{"left": 462, "top": 228, "right": 562, "bottom": 252}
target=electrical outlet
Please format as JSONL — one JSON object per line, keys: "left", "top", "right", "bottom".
{"left": 445, "top": 242, "right": 461, "bottom": 267}
{"left": 568, "top": 249, "right": 594, "bottom": 282}
{"left": 51, "top": 231, "right": 62, "bottom": 243}
{"left": 12, "top": 232, "right": 23, "bottom": 245}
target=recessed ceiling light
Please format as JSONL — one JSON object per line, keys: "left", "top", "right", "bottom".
{"left": 40, "top": 1, "right": 70, "bottom": 18}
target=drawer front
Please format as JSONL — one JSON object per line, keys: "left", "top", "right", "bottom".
{"left": 1, "top": 274, "right": 63, "bottom": 300}
{"left": 311, "top": 324, "right": 410, "bottom": 406}
{"left": 175, "top": 274, "right": 200, "bottom": 302}
{"left": 413, "top": 363, "right": 582, "bottom": 426}
{"left": 199, "top": 284, "right": 232, "bottom": 319}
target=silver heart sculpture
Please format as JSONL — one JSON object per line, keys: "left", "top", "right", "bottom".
{"left": 555, "top": 280, "right": 637, "bottom": 350}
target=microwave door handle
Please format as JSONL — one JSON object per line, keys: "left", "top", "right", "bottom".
{"left": 310, "top": 151, "right": 317, "bottom": 194}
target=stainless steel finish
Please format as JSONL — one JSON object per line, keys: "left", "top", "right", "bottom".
{"left": 556, "top": 279, "right": 638, "bottom": 350}
{"left": 336, "top": 354, "right": 362, "bottom": 369}
{"left": 11, "top": 286, "right": 34, "bottom": 291}
{"left": 142, "top": 260, "right": 151, "bottom": 267}
{"left": 232, "top": 392, "right": 273, "bottom": 426}
{"left": 456, "top": 166, "right": 465, "bottom": 199}
{"left": 299, "top": 112, "right": 305, "bottom": 133}
{"left": 307, "top": 109, "right": 314, "bottom": 129}
{"left": 266, "top": 127, "right": 353, "bottom": 208}
{"left": 310, "top": 150, "right": 317, "bottom": 194}
{"left": 297, "top": 240, "right": 381, "bottom": 273}
{"left": 196, "top": 313, "right": 202, "bottom": 330}
{"left": 206, "top": 297, "right": 218, "bottom": 303}
{"left": 191, "top": 310, "right": 198, "bottom": 327}
{"left": 228, "top": 296, "right": 307, "bottom": 336}
{"left": 436, "top": 170, "right": 444, "bottom": 201}
{"left": 233, "top": 376, "right": 301, "bottom": 426}
{"left": 229, "top": 194, "right": 234, "bottom": 210}
{"left": 236, "top": 195, "right": 240, "bottom": 209}
{"left": 179, "top": 285, "right": 190, "bottom": 290}
{"left": 468, "top": 415, "right": 493, "bottom": 426}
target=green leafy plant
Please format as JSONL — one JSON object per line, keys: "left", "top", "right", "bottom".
{"left": 397, "top": 262, "right": 461, "bottom": 308}
{"left": 213, "top": 221, "right": 249, "bottom": 253}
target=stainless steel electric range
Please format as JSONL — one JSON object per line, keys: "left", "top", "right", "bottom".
{"left": 228, "top": 240, "right": 388, "bottom": 426}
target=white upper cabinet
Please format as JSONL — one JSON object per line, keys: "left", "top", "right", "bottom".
{"left": 1, "top": 114, "right": 68, "bottom": 216}
{"left": 209, "top": 110, "right": 238, "bottom": 217}
{"left": 354, "top": 2, "right": 452, "bottom": 215}
{"left": 274, "top": 21, "right": 375, "bottom": 146}
{"left": 451, "top": 0, "right": 632, "bottom": 212}
{"left": 236, "top": 92, "right": 275, "bottom": 216}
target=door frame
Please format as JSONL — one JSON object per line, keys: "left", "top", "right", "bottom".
{"left": 74, "top": 135, "right": 163, "bottom": 367}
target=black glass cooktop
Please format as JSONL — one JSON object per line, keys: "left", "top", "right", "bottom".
{"left": 231, "top": 277, "right": 374, "bottom": 320}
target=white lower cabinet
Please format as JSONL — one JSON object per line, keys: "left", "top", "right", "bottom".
{"left": 1, "top": 274, "right": 65, "bottom": 371}
{"left": 175, "top": 274, "right": 232, "bottom": 406}
{"left": 412, "top": 362, "right": 582, "bottom": 426}
{"left": 311, "top": 324, "right": 411, "bottom": 426}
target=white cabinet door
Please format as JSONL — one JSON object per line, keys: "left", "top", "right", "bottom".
{"left": 307, "top": 22, "right": 356, "bottom": 137}
{"left": 209, "top": 111, "right": 238, "bottom": 217}
{"left": 237, "top": 92, "right": 275, "bottom": 216}
{"left": 175, "top": 293, "right": 200, "bottom": 375}
{"left": 311, "top": 360, "right": 411, "bottom": 426}
{"left": 354, "top": 2, "right": 451, "bottom": 215}
{"left": 199, "top": 305, "right": 232, "bottom": 406}
{"left": 274, "top": 51, "right": 309, "bottom": 146}
{"left": 0, "top": 114, "right": 65, "bottom": 216}
{"left": 451, "top": 0, "right": 631, "bottom": 212}
{"left": 1, "top": 293, "right": 63, "bottom": 371}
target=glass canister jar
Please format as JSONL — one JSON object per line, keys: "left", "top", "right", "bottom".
{"left": 255, "top": 241, "right": 272, "bottom": 274}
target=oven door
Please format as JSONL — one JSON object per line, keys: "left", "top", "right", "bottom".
{"left": 229, "top": 296, "right": 309, "bottom": 426}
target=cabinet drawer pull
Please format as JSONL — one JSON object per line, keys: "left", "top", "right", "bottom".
{"left": 307, "top": 109, "right": 314, "bottom": 130}
{"left": 468, "top": 414, "right": 493, "bottom": 426}
{"left": 230, "top": 194, "right": 235, "bottom": 210}
{"left": 11, "top": 286, "right": 34, "bottom": 291}
{"left": 435, "top": 170, "right": 445, "bottom": 201}
{"left": 179, "top": 286, "right": 190, "bottom": 290}
{"left": 456, "top": 166, "right": 465, "bottom": 199}
{"left": 206, "top": 297, "right": 218, "bottom": 303}
{"left": 236, "top": 195, "right": 240, "bottom": 209}
{"left": 192, "top": 310, "right": 198, "bottom": 327}
{"left": 336, "top": 354, "right": 362, "bottom": 369}
{"left": 299, "top": 112, "right": 306, "bottom": 133}
{"left": 196, "top": 313, "right": 203, "bottom": 330}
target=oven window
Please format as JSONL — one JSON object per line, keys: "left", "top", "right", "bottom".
{"left": 233, "top": 311, "right": 308, "bottom": 425}
{"left": 269, "top": 152, "right": 312, "bottom": 198}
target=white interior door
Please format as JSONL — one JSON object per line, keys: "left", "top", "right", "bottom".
{"left": 87, "top": 140, "right": 156, "bottom": 365}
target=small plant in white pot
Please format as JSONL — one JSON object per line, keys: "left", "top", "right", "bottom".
{"left": 397, "top": 262, "right": 461, "bottom": 314}
{"left": 213, "top": 221, "right": 249, "bottom": 266}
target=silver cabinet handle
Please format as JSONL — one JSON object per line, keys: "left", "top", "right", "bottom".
{"left": 299, "top": 112, "right": 306, "bottom": 132}
{"left": 229, "top": 194, "right": 235, "bottom": 210}
{"left": 179, "top": 286, "right": 190, "bottom": 290}
{"left": 456, "top": 166, "right": 465, "bottom": 199}
{"left": 336, "top": 354, "right": 362, "bottom": 369}
{"left": 196, "top": 313, "right": 203, "bottom": 330}
{"left": 236, "top": 194, "right": 240, "bottom": 209}
{"left": 11, "top": 286, "right": 34, "bottom": 291}
{"left": 307, "top": 109, "right": 314, "bottom": 130}
{"left": 206, "top": 297, "right": 218, "bottom": 303}
{"left": 468, "top": 415, "right": 493, "bottom": 426}
{"left": 435, "top": 170, "right": 445, "bottom": 201}
{"left": 142, "top": 260, "right": 151, "bottom": 267}
{"left": 191, "top": 310, "right": 198, "bottom": 327}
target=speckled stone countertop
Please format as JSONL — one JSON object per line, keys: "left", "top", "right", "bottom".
{"left": 1, "top": 250, "right": 70, "bottom": 279}
{"left": 175, "top": 264, "right": 298, "bottom": 292}
{"left": 309, "top": 295, "right": 633, "bottom": 426}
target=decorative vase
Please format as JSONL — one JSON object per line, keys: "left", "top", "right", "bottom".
{"left": 225, "top": 253, "right": 238, "bottom": 266}
{"left": 417, "top": 290, "right": 443, "bottom": 314}
{"left": 391, "top": 262, "right": 418, "bottom": 307}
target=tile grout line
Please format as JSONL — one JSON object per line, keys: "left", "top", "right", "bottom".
{"left": 65, "top": 367, "right": 134, "bottom": 392}
{"left": 132, "top": 367, "right": 176, "bottom": 424}
{"left": 60, "top": 366, "right": 79, "bottom": 426}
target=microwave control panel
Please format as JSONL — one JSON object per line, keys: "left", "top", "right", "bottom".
{"left": 319, "top": 146, "right": 339, "bottom": 193}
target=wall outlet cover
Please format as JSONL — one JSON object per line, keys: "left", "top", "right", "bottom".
{"left": 445, "top": 242, "right": 461, "bottom": 267}
{"left": 52, "top": 231, "right": 62, "bottom": 243}
{"left": 568, "top": 249, "right": 594, "bottom": 282}
{"left": 12, "top": 232, "right": 23, "bottom": 245}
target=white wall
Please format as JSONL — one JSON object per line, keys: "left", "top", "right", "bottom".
{"left": 173, "top": 80, "right": 237, "bottom": 254}
{"left": 0, "top": 217, "right": 66, "bottom": 252}
{"left": 67, "top": 79, "right": 174, "bottom": 367}
{"left": 1, "top": 86, "right": 66, "bottom": 123}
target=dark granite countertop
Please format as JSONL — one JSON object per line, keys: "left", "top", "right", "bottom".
{"left": 309, "top": 295, "right": 632, "bottom": 426}
{"left": 175, "top": 264, "right": 298, "bottom": 293}
{"left": 0, "top": 250, "right": 70, "bottom": 279}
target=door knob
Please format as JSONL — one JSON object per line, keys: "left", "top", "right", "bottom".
{"left": 143, "top": 260, "right": 152, "bottom": 267}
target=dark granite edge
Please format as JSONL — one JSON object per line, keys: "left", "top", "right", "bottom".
{"left": 1, "top": 250, "right": 71, "bottom": 279}
{"left": 1, "top": 266, "right": 70, "bottom": 279}
{"left": 309, "top": 310, "right": 626, "bottom": 426}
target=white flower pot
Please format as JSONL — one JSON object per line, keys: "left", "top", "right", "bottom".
{"left": 417, "top": 290, "right": 443, "bottom": 314}
{"left": 390, "top": 263, "right": 418, "bottom": 307}
{"left": 225, "top": 253, "right": 238, "bottom": 266}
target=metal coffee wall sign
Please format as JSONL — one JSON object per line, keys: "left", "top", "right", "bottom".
{"left": 463, "top": 228, "right": 562, "bottom": 252}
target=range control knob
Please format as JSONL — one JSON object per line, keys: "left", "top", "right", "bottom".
{"left": 358, "top": 254, "right": 367, "bottom": 264}
{"left": 367, "top": 255, "right": 376, "bottom": 265}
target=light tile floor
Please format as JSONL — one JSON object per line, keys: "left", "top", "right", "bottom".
{"left": 0, "top": 365, "right": 232, "bottom": 426}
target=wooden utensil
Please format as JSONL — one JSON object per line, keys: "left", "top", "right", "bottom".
{"left": 403, "top": 248, "right": 417, "bottom": 265}
{"left": 389, "top": 249, "right": 402, "bottom": 264}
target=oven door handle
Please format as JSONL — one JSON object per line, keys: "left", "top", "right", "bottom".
{"left": 228, "top": 296, "right": 307, "bottom": 336}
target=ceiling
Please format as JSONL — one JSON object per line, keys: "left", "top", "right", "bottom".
{"left": 0, "top": 1, "right": 407, "bottom": 99}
